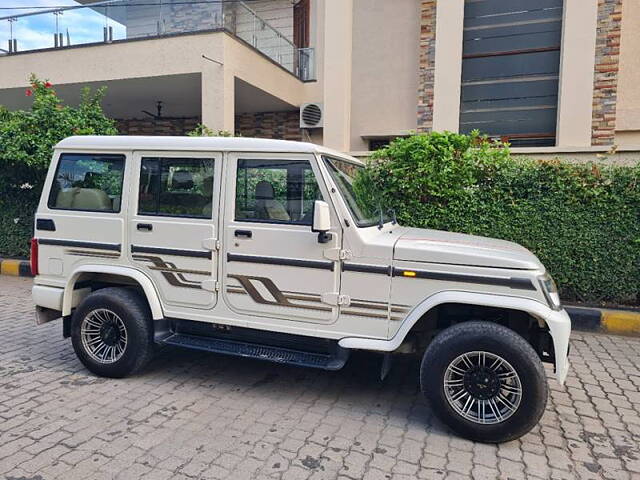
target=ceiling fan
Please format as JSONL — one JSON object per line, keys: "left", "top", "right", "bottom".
{"left": 142, "top": 101, "right": 163, "bottom": 119}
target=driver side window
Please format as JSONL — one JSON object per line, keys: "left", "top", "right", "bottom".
{"left": 235, "top": 159, "right": 322, "bottom": 225}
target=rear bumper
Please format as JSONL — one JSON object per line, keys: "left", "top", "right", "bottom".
{"left": 32, "top": 284, "right": 64, "bottom": 311}
{"left": 33, "top": 284, "right": 64, "bottom": 325}
{"left": 32, "top": 283, "right": 95, "bottom": 325}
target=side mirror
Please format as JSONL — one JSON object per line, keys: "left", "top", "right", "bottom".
{"left": 312, "top": 200, "right": 333, "bottom": 244}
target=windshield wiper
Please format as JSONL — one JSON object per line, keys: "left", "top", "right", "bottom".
{"left": 389, "top": 208, "right": 397, "bottom": 225}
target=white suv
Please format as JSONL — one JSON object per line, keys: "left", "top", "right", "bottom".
{"left": 31, "top": 136, "right": 570, "bottom": 442}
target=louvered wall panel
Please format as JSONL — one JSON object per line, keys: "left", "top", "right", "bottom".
{"left": 459, "top": 0, "right": 564, "bottom": 146}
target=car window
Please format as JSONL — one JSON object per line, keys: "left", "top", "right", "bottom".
{"left": 48, "top": 153, "right": 125, "bottom": 212}
{"left": 323, "top": 156, "right": 392, "bottom": 227}
{"left": 138, "top": 157, "right": 215, "bottom": 218}
{"left": 235, "top": 159, "right": 322, "bottom": 224}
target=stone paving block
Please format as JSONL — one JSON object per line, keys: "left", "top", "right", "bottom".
{"left": 1, "top": 276, "right": 640, "bottom": 479}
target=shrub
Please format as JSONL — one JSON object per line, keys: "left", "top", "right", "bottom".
{"left": 355, "top": 132, "right": 640, "bottom": 305}
{"left": 187, "top": 124, "right": 234, "bottom": 137}
{"left": 0, "top": 75, "right": 117, "bottom": 258}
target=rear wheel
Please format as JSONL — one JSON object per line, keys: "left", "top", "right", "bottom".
{"left": 420, "top": 321, "right": 548, "bottom": 443}
{"left": 71, "top": 287, "right": 154, "bottom": 378}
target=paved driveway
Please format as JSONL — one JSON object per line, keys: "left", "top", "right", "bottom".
{"left": 1, "top": 276, "right": 639, "bottom": 480}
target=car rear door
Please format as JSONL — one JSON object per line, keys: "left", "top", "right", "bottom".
{"left": 128, "top": 151, "right": 221, "bottom": 310}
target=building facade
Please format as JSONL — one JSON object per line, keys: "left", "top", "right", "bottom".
{"left": 1, "top": 0, "right": 639, "bottom": 157}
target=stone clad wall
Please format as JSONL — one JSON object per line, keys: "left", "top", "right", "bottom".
{"left": 116, "top": 117, "right": 200, "bottom": 136}
{"left": 416, "top": 0, "right": 437, "bottom": 133}
{"left": 235, "top": 111, "right": 302, "bottom": 141}
{"left": 591, "top": 0, "right": 624, "bottom": 146}
{"left": 116, "top": 112, "right": 302, "bottom": 140}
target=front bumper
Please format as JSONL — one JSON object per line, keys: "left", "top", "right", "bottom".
{"left": 544, "top": 308, "right": 571, "bottom": 384}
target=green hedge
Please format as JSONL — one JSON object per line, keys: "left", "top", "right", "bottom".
{"left": 355, "top": 132, "right": 640, "bottom": 305}
{"left": 2, "top": 125, "right": 638, "bottom": 305}
{"left": 0, "top": 190, "right": 38, "bottom": 259}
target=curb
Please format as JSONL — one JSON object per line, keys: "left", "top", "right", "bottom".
{"left": 567, "top": 306, "right": 640, "bottom": 337}
{"left": 0, "top": 258, "right": 33, "bottom": 278}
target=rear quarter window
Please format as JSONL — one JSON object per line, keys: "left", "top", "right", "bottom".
{"left": 48, "top": 153, "right": 125, "bottom": 213}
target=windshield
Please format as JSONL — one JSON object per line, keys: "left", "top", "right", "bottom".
{"left": 322, "top": 156, "right": 393, "bottom": 228}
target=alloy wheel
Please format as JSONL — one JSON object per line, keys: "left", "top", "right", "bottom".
{"left": 80, "top": 308, "right": 128, "bottom": 364}
{"left": 443, "top": 351, "right": 522, "bottom": 425}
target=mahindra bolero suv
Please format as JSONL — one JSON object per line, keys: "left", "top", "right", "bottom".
{"left": 31, "top": 136, "right": 570, "bottom": 443}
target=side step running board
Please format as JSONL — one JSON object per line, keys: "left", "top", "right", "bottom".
{"left": 162, "top": 333, "right": 350, "bottom": 370}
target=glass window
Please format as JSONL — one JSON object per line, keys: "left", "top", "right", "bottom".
{"left": 138, "top": 157, "right": 215, "bottom": 218}
{"left": 48, "top": 153, "right": 125, "bottom": 212}
{"left": 322, "top": 156, "right": 392, "bottom": 228}
{"left": 235, "top": 159, "right": 322, "bottom": 224}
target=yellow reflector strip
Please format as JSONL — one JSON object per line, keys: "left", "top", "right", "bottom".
{"left": 402, "top": 271, "right": 416, "bottom": 277}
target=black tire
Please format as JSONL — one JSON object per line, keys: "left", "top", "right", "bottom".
{"left": 420, "top": 321, "right": 548, "bottom": 443}
{"left": 71, "top": 287, "right": 154, "bottom": 378}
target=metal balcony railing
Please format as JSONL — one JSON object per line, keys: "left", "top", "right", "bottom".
{"left": 0, "top": 0, "right": 315, "bottom": 81}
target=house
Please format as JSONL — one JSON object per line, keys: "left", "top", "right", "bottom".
{"left": 0, "top": 0, "right": 638, "bottom": 160}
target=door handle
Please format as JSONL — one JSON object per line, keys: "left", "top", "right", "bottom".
{"left": 36, "top": 218, "right": 56, "bottom": 231}
{"left": 137, "top": 223, "right": 153, "bottom": 232}
{"left": 234, "top": 229, "right": 252, "bottom": 238}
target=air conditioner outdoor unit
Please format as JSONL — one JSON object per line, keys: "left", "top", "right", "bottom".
{"left": 300, "top": 103, "right": 323, "bottom": 129}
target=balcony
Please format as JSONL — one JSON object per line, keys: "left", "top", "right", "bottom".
{"left": 0, "top": 0, "right": 315, "bottom": 81}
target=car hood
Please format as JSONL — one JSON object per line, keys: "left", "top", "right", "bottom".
{"left": 393, "top": 228, "right": 544, "bottom": 270}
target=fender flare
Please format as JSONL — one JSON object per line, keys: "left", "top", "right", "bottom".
{"left": 338, "top": 290, "right": 571, "bottom": 384}
{"left": 62, "top": 264, "right": 164, "bottom": 320}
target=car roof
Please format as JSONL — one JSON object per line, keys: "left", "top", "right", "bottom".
{"left": 54, "top": 136, "right": 363, "bottom": 164}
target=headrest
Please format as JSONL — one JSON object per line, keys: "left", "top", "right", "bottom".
{"left": 171, "top": 170, "right": 194, "bottom": 190}
{"left": 255, "top": 181, "right": 275, "bottom": 200}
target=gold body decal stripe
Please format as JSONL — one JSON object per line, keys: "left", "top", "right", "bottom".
{"left": 133, "top": 255, "right": 209, "bottom": 290}
{"left": 226, "top": 274, "right": 411, "bottom": 320}
{"left": 228, "top": 275, "right": 331, "bottom": 312}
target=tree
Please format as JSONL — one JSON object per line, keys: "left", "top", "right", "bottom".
{"left": 0, "top": 75, "right": 117, "bottom": 257}
{"left": 0, "top": 75, "right": 117, "bottom": 192}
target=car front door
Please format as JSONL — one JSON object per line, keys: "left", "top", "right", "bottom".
{"left": 222, "top": 152, "right": 341, "bottom": 325}
{"left": 128, "top": 151, "right": 221, "bottom": 310}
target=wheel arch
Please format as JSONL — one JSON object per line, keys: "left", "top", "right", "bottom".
{"left": 62, "top": 265, "right": 164, "bottom": 320}
{"left": 339, "top": 290, "right": 570, "bottom": 384}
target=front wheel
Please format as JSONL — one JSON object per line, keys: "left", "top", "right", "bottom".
{"left": 420, "top": 321, "right": 548, "bottom": 443}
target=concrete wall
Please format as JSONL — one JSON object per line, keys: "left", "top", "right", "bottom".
{"left": 431, "top": 0, "right": 464, "bottom": 133}
{"left": 349, "top": 0, "right": 421, "bottom": 151}
{"left": 555, "top": 0, "right": 598, "bottom": 147}
{"left": 221, "top": 34, "right": 306, "bottom": 130}
{"left": 321, "top": 0, "right": 353, "bottom": 151}
{"left": 615, "top": 0, "right": 640, "bottom": 145}
{"left": 0, "top": 31, "right": 306, "bottom": 134}
{"left": 0, "top": 33, "right": 223, "bottom": 88}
